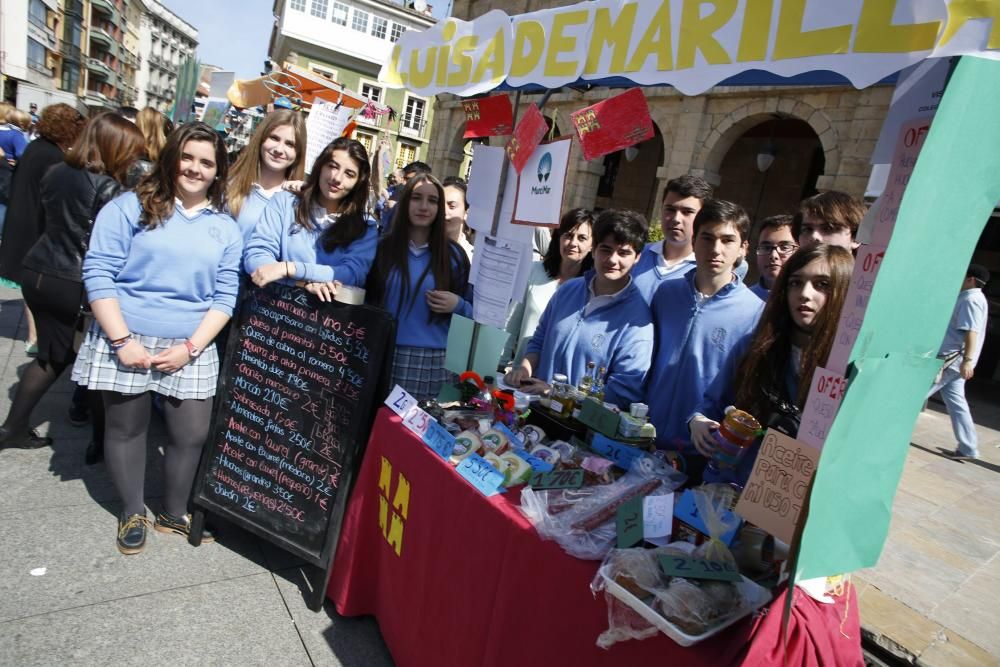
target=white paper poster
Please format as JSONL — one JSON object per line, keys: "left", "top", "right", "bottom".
{"left": 465, "top": 144, "right": 536, "bottom": 247}
{"left": 513, "top": 137, "right": 571, "bottom": 227}
{"left": 825, "top": 244, "right": 887, "bottom": 375}
{"left": 798, "top": 366, "right": 847, "bottom": 449}
{"left": 471, "top": 235, "right": 530, "bottom": 328}
{"left": 304, "top": 100, "right": 353, "bottom": 175}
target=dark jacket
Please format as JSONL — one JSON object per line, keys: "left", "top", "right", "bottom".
{"left": 22, "top": 163, "right": 121, "bottom": 283}
{"left": 0, "top": 137, "right": 64, "bottom": 283}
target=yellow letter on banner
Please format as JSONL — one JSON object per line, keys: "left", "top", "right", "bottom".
{"left": 392, "top": 474, "right": 410, "bottom": 520}
{"left": 472, "top": 27, "right": 508, "bottom": 84}
{"left": 773, "top": 0, "right": 852, "bottom": 60}
{"left": 584, "top": 3, "right": 638, "bottom": 75}
{"left": 448, "top": 35, "right": 479, "bottom": 87}
{"left": 408, "top": 46, "right": 438, "bottom": 89}
{"left": 677, "top": 0, "right": 737, "bottom": 69}
{"left": 939, "top": 0, "right": 1000, "bottom": 49}
{"left": 625, "top": 0, "right": 674, "bottom": 72}
{"left": 378, "top": 456, "right": 393, "bottom": 497}
{"left": 545, "top": 10, "right": 589, "bottom": 77}
{"left": 384, "top": 45, "right": 407, "bottom": 86}
{"left": 511, "top": 20, "right": 545, "bottom": 77}
{"left": 855, "top": 0, "right": 941, "bottom": 53}
{"left": 435, "top": 21, "right": 458, "bottom": 87}
{"left": 737, "top": 0, "right": 775, "bottom": 61}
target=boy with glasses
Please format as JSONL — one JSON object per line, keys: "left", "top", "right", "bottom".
{"left": 751, "top": 214, "right": 797, "bottom": 300}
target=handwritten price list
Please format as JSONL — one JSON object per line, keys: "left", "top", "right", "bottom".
{"left": 203, "top": 285, "right": 377, "bottom": 555}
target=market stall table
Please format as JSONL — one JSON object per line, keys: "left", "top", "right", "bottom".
{"left": 327, "top": 408, "right": 862, "bottom": 666}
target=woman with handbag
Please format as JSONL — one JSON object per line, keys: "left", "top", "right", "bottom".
{"left": 0, "top": 113, "right": 144, "bottom": 452}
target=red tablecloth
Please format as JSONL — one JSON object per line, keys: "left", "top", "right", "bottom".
{"left": 328, "top": 408, "right": 863, "bottom": 667}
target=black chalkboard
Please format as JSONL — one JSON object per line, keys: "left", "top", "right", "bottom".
{"left": 190, "top": 282, "right": 395, "bottom": 607}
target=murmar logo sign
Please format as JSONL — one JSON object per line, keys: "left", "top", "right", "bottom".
{"left": 531, "top": 152, "right": 552, "bottom": 196}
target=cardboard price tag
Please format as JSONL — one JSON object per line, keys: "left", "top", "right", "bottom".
{"left": 512, "top": 448, "right": 554, "bottom": 474}
{"left": 455, "top": 453, "right": 505, "bottom": 497}
{"left": 401, "top": 405, "right": 432, "bottom": 437}
{"left": 385, "top": 385, "right": 417, "bottom": 417}
{"left": 422, "top": 420, "right": 455, "bottom": 460}
{"left": 590, "top": 433, "right": 645, "bottom": 470}
{"left": 658, "top": 554, "right": 742, "bottom": 583}
{"left": 530, "top": 468, "right": 585, "bottom": 490}
{"left": 616, "top": 495, "right": 643, "bottom": 548}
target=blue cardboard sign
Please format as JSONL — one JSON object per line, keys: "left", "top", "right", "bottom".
{"left": 455, "top": 453, "right": 506, "bottom": 496}
{"left": 590, "top": 433, "right": 646, "bottom": 470}
{"left": 423, "top": 420, "right": 456, "bottom": 460}
{"left": 673, "top": 489, "right": 740, "bottom": 546}
{"left": 511, "top": 448, "right": 554, "bottom": 474}
{"left": 492, "top": 421, "right": 524, "bottom": 449}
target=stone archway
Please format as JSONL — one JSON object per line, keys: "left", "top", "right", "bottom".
{"left": 592, "top": 123, "right": 665, "bottom": 220}
{"left": 694, "top": 98, "right": 840, "bottom": 191}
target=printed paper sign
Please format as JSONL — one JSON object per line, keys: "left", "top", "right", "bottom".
{"left": 643, "top": 493, "right": 673, "bottom": 539}
{"left": 735, "top": 429, "right": 820, "bottom": 546}
{"left": 798, "top": 367, "right": 848, "bottom": 449}
{"left": 471, "top": 235, "right": 529, "bottom": 327}
{"left": 825, "top": 244, "right": 887, "bottom": 375}
{"left": 463, "top": 94, "right": 514, "bottom": 138}
{"left": 512, "top": 137, "right": 572, "bottom": 227}
{"left": 571, "top": 87, "right": 654, "bottom": 161}
{"left": 506, "top": 104, "right": 548, "bottom": 174}
{"left": 869, "top": 118, "right": 932, "bottom": 246}
{"left": 304, "top": 99, "right": 353, "bottom": 175}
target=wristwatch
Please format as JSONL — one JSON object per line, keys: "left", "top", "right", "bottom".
{"left": 184, "top": 339, "right": 202, "bottom": 358}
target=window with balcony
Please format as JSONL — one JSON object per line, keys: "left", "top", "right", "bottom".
{"left": 351, "top": 10, "right": 369, "bottom": 33}
{"left": 27, "top": 38, "right": 49, "bottom": 74}
{"left": 390, "top": 22, "right": 405, "bottom": 43}
{"left": 331, "top": 2, "right": 348, "bottom": 25}
{"left": 403, "top": 95, "right": 425, "bottom": 131}
{"left": 290, "top": 0, "right": 306, "bottom": 11}
{"left": 310, "top": 0, "right": 328, "bottom": 19}
{"left": 61, "top": 63, "right": 80, "bottom": 93}
{"left": 361, "top": 81, "right": 383, "bottom": 103}
{"left": 354, "top": 131, "right": 375, "bottom": 155}
{"left": 372, "top": 16, "right": 388, "bottom": 39}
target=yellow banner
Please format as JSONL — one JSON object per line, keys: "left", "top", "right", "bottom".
{"left": 380, "top": 0, "right": 1000, "bottom": 96}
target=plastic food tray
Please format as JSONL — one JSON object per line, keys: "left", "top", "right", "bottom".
{"left": 598, "top": 563, "right": 772, "bottom": 647}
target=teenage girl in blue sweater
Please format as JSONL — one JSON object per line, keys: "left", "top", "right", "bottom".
{"left": 366, "top": 174, "right": 472, "bottom": 401}
{"left": 72, "top": 122, "right": 242, "bottom": 555}
{"left": 243, "top": 137, "right": 377, "bottom": 300}
{"left": 225, "top": 109, "right": 306, "bottom": 243}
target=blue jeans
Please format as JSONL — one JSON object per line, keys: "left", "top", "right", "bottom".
{"left": 926, "top": 367, "right": 979, "bottom": 457}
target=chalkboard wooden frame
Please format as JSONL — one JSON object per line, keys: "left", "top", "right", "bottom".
{"left": 189, "top": 282, "right": 396, "bottom": 611}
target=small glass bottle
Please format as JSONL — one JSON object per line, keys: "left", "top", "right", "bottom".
{"left": 549, "top": 373, "right": 569, "bottom": 414}
{"left": 592, "top": 366, "right": 607, "bottom": 401}
{"left": 578, "top": 361, "right": 596, "bottom": 394}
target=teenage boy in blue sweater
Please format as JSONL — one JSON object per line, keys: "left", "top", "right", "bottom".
{"left": 646, "top": 199, "right": 764, "bottom": 461}
{"left": 505, "top": 209, "right": 653, "bottom": 409}
{"left": 632, "top": 175, "right": 713, "bottom": 304}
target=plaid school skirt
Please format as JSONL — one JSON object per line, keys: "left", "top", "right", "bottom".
{"left": 391, "top": 346, "right": 449, "bottom": 403}
{"left": 71, "top": 321, "right": 220, "bottom": 400}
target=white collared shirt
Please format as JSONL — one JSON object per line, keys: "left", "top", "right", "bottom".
{"left": 650, "top": 240, "right": 696, "bottom": 277}
{"left": 310, "top": 204, "right": 342, "bottom": 228}
{"left": 409, "top": 239, "right": 430, "bottom": 257}
{"left": 585, "top": 275, "right": 632, "bottom": 316}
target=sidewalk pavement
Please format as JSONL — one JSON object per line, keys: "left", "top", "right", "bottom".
{"left": 1, "top": 285, "right": 998, "bottom": 665}
{"left": 0, "top": 288, "right": 396, "bottom": 666}
{"left": 856, "top": 381, "right": 1000, "bottom": 667}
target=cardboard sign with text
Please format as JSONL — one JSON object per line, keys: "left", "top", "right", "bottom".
{"left": 825, "top": 244, "right": 887, "bottom": 375}
{"left": 506, "top": 104, "right": 548, "bottom": 174}
{"left": 463, "top": 94, "right": 514, "bottom": 138}
{"left": 571, "top": 87, "right": 654, "bottom": 161}
{"left": 735, "top": 429, "right": 819, "bottom": 545}
{"left": 798, "top": 366, "right": 848, "bottom": 449}
{"left": 512, "top": 137, "right": 571, "bottom": 227}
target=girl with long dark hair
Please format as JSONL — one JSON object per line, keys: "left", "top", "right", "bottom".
{"left": 366, "top": 173, "right": 471, "bottom": 401}
{"left": 688, "top": 244, "right": 854, "bottom": 483}
{"left": 226, "top": 109, "right": 306, "bottom": 242}
{"left": 71, "top": 122, "right": 242, "bottom": 555}
{"left": 243, "top": 137, "right": 376, "bottom": 300}
{"left": 0, "top": 113, "right": 145, "bottom": 451}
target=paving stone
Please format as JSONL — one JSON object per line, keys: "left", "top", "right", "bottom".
{"left": 917, "top": 629, "right": 1000, "bottom": 667}
{"left": 859, "top": 536, "right": 972, "bottom": 616}
{"left": 857, "top": 584, "right": 944, "bottom": 662}
{"left": 929, "top": 569, "right": 1000, "bottom": 657}
{"left": 0, "top": 573, "right": 310, "bottom": 666}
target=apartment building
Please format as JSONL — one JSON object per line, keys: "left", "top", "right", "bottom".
{"left": 268, "top": 0, "right": 437, "bottom": 169}
{"left": 133, "top": 0, "right": 197, "bottom": 113}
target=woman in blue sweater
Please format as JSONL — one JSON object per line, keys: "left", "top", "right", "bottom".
{"left": 243, "top": 137, "right": 377, "bottom": 300}
{"left": 366, "top": 174, "right": 472, "bottom": 401}
{"left": 505, "top": 209, "right": 654, "bottom": 409}
{"left": 72, "top": 122, "right": 242, "bottom": 555}
{"left": 225, "top": 109, "right": 306, "bottom": 243}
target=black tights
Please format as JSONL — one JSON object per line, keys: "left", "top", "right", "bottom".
{"left": 103, "top": 391, "right": 213, "bottom": 517}
{"left": 1, "top": 359, "right": 104, "bottom": 444}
